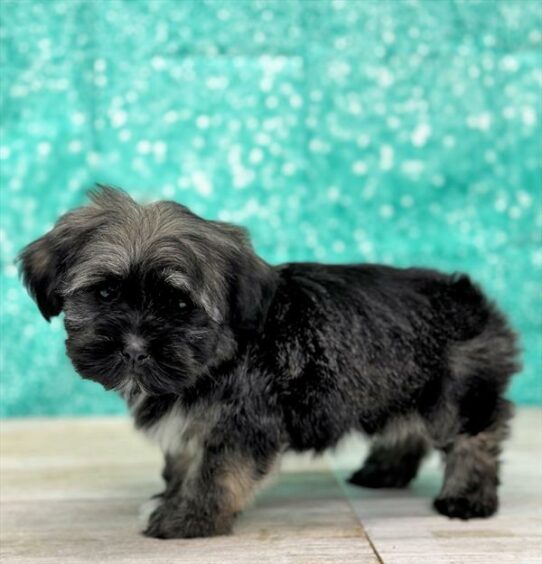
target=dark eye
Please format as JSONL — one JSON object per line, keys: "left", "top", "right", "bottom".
{"left": 173, "top": 290, "right": 193, "bottom": 313}
{"left": 97, "top": 283, "right": 119, "bottom": 301}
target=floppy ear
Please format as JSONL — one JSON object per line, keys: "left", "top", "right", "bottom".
{"left": 18, "top": 204, "right": 107, "bottom": 321}
{"left": 18, "top": 231, "right": 66, "bottom": 321}
{"left": 228, "top": 249, "right": 278, "bottom": 332}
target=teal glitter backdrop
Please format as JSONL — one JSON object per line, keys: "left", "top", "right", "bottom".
{"left": 1, "top": 0, "right": 541, "bottom": 416}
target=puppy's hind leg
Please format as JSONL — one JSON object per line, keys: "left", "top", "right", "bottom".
{"left": 433, "top": 399, "right": 512, "bottom": 519}
{"left": 349, "top": 416, "right": 429, "bottom": 489}
{"left": 434, "top": 311, "right": 519, "bottom": 519}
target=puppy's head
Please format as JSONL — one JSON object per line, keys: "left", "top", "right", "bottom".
{"left": 19, "top": 186, "right": 277, "bottom": 395}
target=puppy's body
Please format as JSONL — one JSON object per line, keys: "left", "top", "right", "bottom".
{"left": 19, "top": 187, "right": 520, "bottom": 538}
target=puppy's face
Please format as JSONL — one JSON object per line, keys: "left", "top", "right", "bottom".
{"left": 62, "top": 268, "right": 221, "bottom": 396}
{"left": 19, "top": 187, "right": 276, "bottom": 396}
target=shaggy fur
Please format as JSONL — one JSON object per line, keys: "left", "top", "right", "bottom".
{"left": 19, "top": 186, "right": 521, "bottom": 538}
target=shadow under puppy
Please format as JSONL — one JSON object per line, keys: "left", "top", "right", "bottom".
{"left": 19, "top": 187, "right": 520, "bottom": 538}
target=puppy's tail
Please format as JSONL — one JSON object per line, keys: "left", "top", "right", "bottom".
{"left": 445, "top": 276, "right": 521, "bottom": 435}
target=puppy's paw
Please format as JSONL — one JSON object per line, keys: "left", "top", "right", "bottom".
{"left": 138, "top": 496, "right": 163, "bottom": 526}
{"left": 433, "top": 492, "right": 498, "bottom": 520}
{"left": 348, "top": 462, "right": 416, "bottom": 489}
{"left": 143, "top": 500, "right": 233, "bottom": 539}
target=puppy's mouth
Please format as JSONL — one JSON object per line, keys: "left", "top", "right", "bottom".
{"left": 67, "top": 334, "right": 192, "bottom": 397}
{"left": 114, "top": 357, "right": 190, "bottom": 397}
{"left": 115, "top": 372, "right": 148, "bottom": 396}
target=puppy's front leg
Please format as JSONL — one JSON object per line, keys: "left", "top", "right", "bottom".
{"left": 144, "top": 446, "right": 261, "bottom": 539}
{"left": 154, "top": 452, "right": 190, "bottom": 498}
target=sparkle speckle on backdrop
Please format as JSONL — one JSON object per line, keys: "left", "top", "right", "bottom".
{"left": 0, "top": 0, "right": 541, "bottom": 415}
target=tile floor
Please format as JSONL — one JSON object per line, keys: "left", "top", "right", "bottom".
{"left": 1, "top": 410, "right": 541, "bottom": 563}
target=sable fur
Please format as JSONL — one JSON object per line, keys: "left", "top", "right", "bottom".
{"left": 19, "top": 186, "right": 521, "bottom": 538}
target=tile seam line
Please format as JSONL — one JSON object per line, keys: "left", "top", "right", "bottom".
{"left": 325, "top": 454, "right": 385, "bottom": 564}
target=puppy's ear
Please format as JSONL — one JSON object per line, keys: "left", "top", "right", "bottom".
{"left": 228, "top": 245, "right": 278, "bottom": 332}
{"left": 18, "top": 205, "right": 106, "bottom": 321}
{"left": 18, "top": 231, "right": 65, "bottom": 321}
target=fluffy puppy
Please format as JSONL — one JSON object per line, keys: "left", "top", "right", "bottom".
{"left": 19, "top": 186, "right": 520, "bottom": 538}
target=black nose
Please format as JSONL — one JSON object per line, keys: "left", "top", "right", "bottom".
{"left": 122, "top": 342, "right": 149, "bottom": 364}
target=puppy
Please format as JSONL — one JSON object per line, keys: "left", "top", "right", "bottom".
{"left": 19, "top": 186, "right": 520, "bottom": 538}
